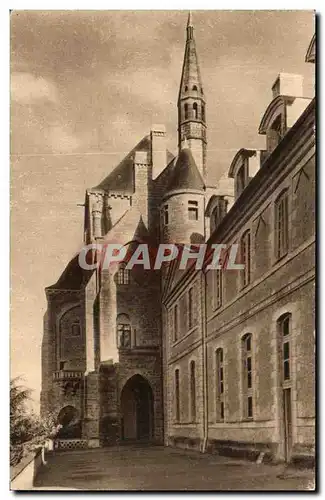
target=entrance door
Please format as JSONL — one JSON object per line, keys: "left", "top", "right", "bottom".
{"left": 283, "top": 388, "right": 292, "bottom": 462}
{"left": 120, "top": 375, "right": 154, "bottom": 442}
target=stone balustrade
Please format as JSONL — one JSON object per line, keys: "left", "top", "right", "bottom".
{"left": 52, "top": 370, "right": 83, "bottom": 381}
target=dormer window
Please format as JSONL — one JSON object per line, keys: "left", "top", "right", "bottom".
{"left": 117, "top": 263, "right": 130, "bottom": 285}
{"left": 188, "top": 200, "right": 198, "bottom": 220}
{"left": 236, "top": 163, "right": 247, "bottom": 198}
{"left": 267, "top": 115, "right": 282, "bottom": 153}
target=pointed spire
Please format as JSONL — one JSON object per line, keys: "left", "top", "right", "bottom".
{"left": 179, "top": 12, "right": 203, "bottom": 100}
{"left": 187, "top": 11, "right": 194, "bottom": 40}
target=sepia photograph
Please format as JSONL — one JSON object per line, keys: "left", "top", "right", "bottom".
{"left": 10, "top": 9, "right": 316, "bottom": 491}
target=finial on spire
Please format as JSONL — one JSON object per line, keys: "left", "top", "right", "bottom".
{"left": 186, "top": 11, "right": 194, "bottom": 40}
{"left": 187, "top": 11, "right": 193, "bottom": 28}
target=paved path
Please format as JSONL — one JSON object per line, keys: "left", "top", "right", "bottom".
{"left": 34, "top": 445, "right": 315, "bottom": 491}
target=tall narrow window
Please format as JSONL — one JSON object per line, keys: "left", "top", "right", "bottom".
{"left": 163, "top": 204, "right": 169, "bottom": 225}
{"left": 184, "top": 103, "right": 189, "bottom": 120}
{"left": 278, "top": 314, "right": 292, "bottom": 382}
{"left": 216, "top": 348, "right": 224, "bottom": 421}
{"left": 214, "top": 270, "right": 222, "bottom": 309}
{"left": 242, "top": 333, "right": 253, "bottom": 419}
{"left": 190, "top": 361, "right": 196, "bottom": 422}
{"left": 188, "top": 200, "right": 198, "bottom": 220}
{"left": 117, "top": 314, "right": 131, "bottom": 348}
{"left": 188, "top": 287, "right": 193, "bottom": 329}
{"left": 275, "top": 190, "right": 289, "bottom": 259}
{"left": 174, "top": 304, "right": 179, "bottom": 342}
{"left": 117, "top": 264, "right": 130, "bottom": 285}
{"left": 193, "top": 102, "right": 198, "bottom": 119}
{"left": 175, "top": 369, "right": 180, "bottom": 422}
{"left": 202, "top": 103, "right": 205, "bottom": 122}
{"left": 241, "top": 230, "right": 251, "bottom": 287}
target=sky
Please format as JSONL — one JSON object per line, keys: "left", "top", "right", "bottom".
{"left": 10, "top": 10, "right": 315, "bottom": 410}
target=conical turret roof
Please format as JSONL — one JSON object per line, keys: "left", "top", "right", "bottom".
{"left": 167, "top": 148, "right": 205, "bottom": 192}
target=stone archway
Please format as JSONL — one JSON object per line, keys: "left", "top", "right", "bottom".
{"left": 56, "top": 405, "right": 81, "bottom": 439}
{"left": 120, "top": 375, "right": 154, "bottom": 442}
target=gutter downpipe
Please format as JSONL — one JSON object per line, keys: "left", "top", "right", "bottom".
{"left": 201, "top": 269, "right": 208, "bottom": 453}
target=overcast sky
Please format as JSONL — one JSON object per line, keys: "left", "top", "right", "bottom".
{"left": 10, "top": 10, "right": 314, "bottom": 409}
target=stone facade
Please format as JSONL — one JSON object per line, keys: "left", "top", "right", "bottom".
{"left": 41, "top": 16, "right": 315, "bottom": 464}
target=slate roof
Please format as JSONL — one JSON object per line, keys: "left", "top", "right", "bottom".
{"left": 93, "top": 136, "right": 151, "bottom": 193}
{"left": 47, "top": 254, "right": 94, "bottom": 291}
{"left": 166, "top": 148, "right": 205, "bottom": 192}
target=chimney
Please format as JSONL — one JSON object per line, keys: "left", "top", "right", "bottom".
{"left": 133, "top": 151, "right": 150, "bottom": 227}
{"left": 272, "top": 73, "right": 304, "bottom": 99}
{"left": 150, "top": 124, "right": 167, "bottom": 180}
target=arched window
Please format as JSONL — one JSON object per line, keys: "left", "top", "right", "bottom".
{"left": 193, "top": 102, "right": 198, "bottom": 119}
{"left": 184, "top": 103, "right": 189, "bottom": 120}
{"left": 242, "top": 333, "right": 253, "bottom": 419}
{"left": 240, "top": 230, "right": 251, "bottom": 288}
{"left": 117, "top": 263, "right": 130, "bottom": 285}
{"left": 216, "top": 348, "right": 224, "bottom": 421}
{"left": 278, "top": 313, "right": 292, "bottom": 382}
{"left": 117, "top": 313, "right": 131, "bottom": 348}
{"left": 192, "top": 85, "right": 198, "bottom": 91}
{"left": 202, "top": 103, "right": 205, "bottom": 122}
{"left": 184, "top": 85, "right": 188, "bottom": 92}
{"left": 190, "top": 361, "right": 196, "bottom": 422}
{"left": 275, "top": 189, "right": 289, "bottom": 260}
{"left": 175, "top": 369, "right": 180, "bottom": 422}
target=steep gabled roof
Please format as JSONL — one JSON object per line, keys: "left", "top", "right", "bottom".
{"left": 167, "top": 148, "right": 205, "bottom": 192}
{"left": 47, "top": 254, "right": 94, "bottom": 291}
{"left": 93, "top": 136, "right": 151, "bottom": 193}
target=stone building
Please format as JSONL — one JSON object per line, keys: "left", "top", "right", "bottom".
{"left": 41, "top": 15, "right": 315, "bottom": 463}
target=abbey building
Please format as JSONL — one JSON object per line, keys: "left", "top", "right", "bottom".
{"left": 41, "top": 17, "right": 315, "bottom": 465}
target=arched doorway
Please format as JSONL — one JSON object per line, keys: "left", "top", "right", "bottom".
{"left": 120, "top": 375, "right": 154, "bottom": 442}
{"left": 56, "top": 405, "right": 81, "bottom": 439}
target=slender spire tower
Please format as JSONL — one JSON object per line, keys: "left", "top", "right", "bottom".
{"left": 178, "top": 12, "right": 207, "bottom": 179}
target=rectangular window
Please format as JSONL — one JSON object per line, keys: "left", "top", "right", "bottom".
{"left": 188, "top": 288, "right": 193, "bottom": 329}
{"left": 175, "top": 369, "right": 180, "bottom": 422}
{"left": 163, "top": 204, "right": 169, "bottom": 225}
{"left": 174, "top": 305, "right": 178, "bottom": 341}
{"left": 215, "top": 270, "right": 223, "bottom": 309}
{"left": 242, "top": 334, "right": 253, "bottom": 419}
{"left": 117, "top": 324, "right": 131, "bottom": 348}
{"left": 283, "top": 341, "right": 290, "bottom": 380}
{"left": 241, "top": 230, "right": 251, "bottom": 287}
{"left": 190, "top": 361, "right": 196, "bottom": 422}
{"left": 275, "top": 191, "right": 289, "bottom": 259}
{"left": 188, "top": 200, "right": 198, "bottom": 221}
{"left": 247, "top": 396, "right": 253, "bottom": 418}
{"left": 216, "top": 348, "right": 225, "bottom": 421}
